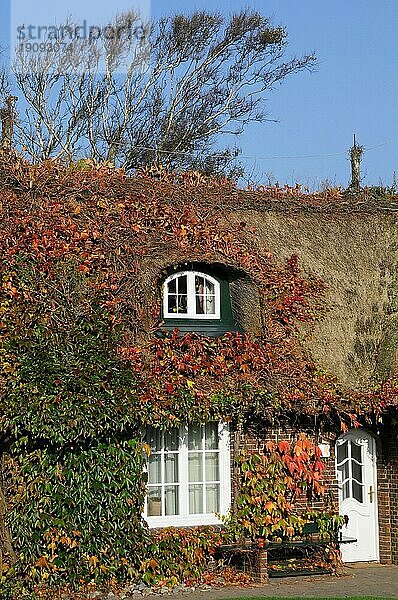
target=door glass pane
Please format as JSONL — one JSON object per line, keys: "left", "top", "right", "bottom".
{"left": 165, "top": 454, "right": 178, "bottom": 483}
{"left": 147, "top": 487, "right": 162, "bottom": 516}
{"left": 206, "top": 483, "right": 220, "bottom": 513}
{"left": 337, "top": 436, "right": 373, "bottom": 507}
{"left": 351, "top": 442, "right": 362, "bottom": 463}
{"left": 338, "top": 460, "right": 349, "bottom": 483}
{"left": 189, "top": 453, "right": 202, "bottom": 482}
{"left": 205, "top": 452, "right": 219, "bottom": 481}
{"left": 337, "top": 441, "right": 348, "bottom": 463}
{"left": 352, "top": 460, "right": 363, "bottom": 484}
{"left": 165, "top": 486, "right": 179, "bottom": 515}
{"left": 188, "top": 425, "right": 203, "bottom": 450}
{"left": 148, "top": 455, "right": 161, "bottom": 484}
{"left": 342, "top": 480, "right": 349, "bottom": 501}
{"left": 352, "top": 481, "right": 364, "bottom": 503}
{"left": 205, "top": 423, "right": 218, "bottom": 450}
{"left": 164, "top": 429, "right": 179, "bottom": 451}
{"left": 189, "top": 484, "right": 203, "bottom": 514}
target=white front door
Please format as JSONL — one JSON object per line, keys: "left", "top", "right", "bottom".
{"left": 335, "top": 429, "right": 379, "bottom": 562}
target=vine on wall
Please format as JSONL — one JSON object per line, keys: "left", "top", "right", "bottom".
{"left": 224, "top": 435, "right": 342, "bottom": 544}
{"left": 0, "top": 154, "right": 396, "bottom": 594}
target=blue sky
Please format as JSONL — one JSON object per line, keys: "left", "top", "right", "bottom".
{"left": 1, "top": 0, "right": 398, "bottom": 187}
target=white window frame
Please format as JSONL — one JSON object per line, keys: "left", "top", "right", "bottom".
{"left": 163, "top": 271, "right": 221, "bottom": 319}
{"left": 144, "top": 423, "right": 231, "bottom": 528}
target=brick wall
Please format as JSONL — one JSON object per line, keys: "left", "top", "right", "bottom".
{"left": 380, "top": 426, "right": 398, "bottom": 563}
{"left": 377, "top": 452, "right": 392, "bottom": 563}
{"left": 231, "top": 425, "right": 398, "bottom": 564}
{"left": 235, "top": 427, "right": 339, "bottom": 512}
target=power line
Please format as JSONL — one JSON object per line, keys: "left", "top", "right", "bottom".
{"left": 125, "top": 135, "right": 398, "bottom": 163}
{"left": 239, "top": 150, "right": 347, "bottom": 161}
{"left": 365, "top": 137, "right": 398, "bottom": 152}
{"left": 127, "top": 143, "right": 347, "bottom": 161}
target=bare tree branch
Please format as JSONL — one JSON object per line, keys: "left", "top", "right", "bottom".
{"left": 9, "top": 10, "right": 317, "bottom": 176}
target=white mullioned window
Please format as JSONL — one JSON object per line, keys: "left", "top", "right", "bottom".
{"left": 336, "top": 437, "right": 364, "bottom": 503}
{"left": 144, "top": 423, "right": 230, "bottom": 527}
{"left": 163, "top": 271, "right": 221, "bottom": 319}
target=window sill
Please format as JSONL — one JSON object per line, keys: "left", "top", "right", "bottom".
{"left": 159, "top": 320, "right": 243, "bottom": 338}
{"left": 144, "top": 513, "right": 225, "bottom": 529}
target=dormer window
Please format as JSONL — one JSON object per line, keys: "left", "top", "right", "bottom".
{"left": 160, "top": 264, "right": 242, "bottom": 337}
{"left": 164, "top": 271, "right": 221, "bottom": 319}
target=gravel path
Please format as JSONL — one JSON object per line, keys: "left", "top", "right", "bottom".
{"left": 124, "top": 564, "right": 398, "bottom": 599}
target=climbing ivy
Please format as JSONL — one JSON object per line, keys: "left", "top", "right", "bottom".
{"left": 224, "top": 435, "right": 343, "bottom": 544}
{"left": 0, "top": 155, "right": 396, "bottom": 595}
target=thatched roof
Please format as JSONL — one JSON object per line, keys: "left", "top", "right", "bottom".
{"left": 0, "top": 153, "right": 397, "bottom": 426}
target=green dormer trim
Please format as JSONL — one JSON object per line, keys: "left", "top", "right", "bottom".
{"left": 161, "top": 267, "right": 241, "bottom": 337}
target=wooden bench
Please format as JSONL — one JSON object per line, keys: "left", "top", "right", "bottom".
{"left": 218, "top": 522, "right": 357, "bottom": 583}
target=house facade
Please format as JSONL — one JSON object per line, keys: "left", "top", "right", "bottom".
{"left": 1, "top": 159, "right": 398, "bottom": 589}
{"left": 142, "top": 199, "right": 398, "bottom": 564}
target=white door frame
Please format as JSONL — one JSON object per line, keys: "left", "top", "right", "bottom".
{"left": 335, "top": 429, "right": 379, "bottom": 562}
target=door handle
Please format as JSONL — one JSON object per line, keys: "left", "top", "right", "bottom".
{"left": 369, "top": 485, "right": 374, "bottom": 503}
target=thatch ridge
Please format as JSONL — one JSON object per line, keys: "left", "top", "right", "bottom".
{"left": 0, "top": 152, "right": 397, "bottom": 389}
{"left": 1, "top": 150, "right": 398, "bottom": 214}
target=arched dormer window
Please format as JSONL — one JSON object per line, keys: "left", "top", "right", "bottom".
{"left": 160, "top": 264, "right": 246, "bottom": 337}
{"left": 164, "top": 271, "right": 221, "bottom": 319}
